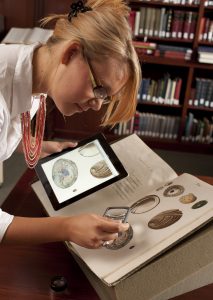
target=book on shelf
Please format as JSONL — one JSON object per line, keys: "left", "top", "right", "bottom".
{"left": 198, "top": 46, "right": 213, "bottom": 64}
{"left": 138, "top": 75, "right": 182, "bottom": 105}
{"left": 130, "top": 7, "right": 197, "bottom": 40}
{"left": 31, "top": 134, "right": 213, "bottom": 286}
{"left": 182, "top": 114, "right": 213, "bottom": 143}
{"left": 114, "top": 112, "right": 181, "bottom": 140}
{"left": 193, "top": 78, "right": 213, "bottom": 107}
{"left": 205, "top": 0, "right": 213, "bottom": 6}
{"left": 1, "top": 27, "right": 53, "bottom": 44}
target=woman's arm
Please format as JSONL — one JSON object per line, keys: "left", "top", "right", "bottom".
{"left": 2, "top": 214, "right": 129, "bottom": 248}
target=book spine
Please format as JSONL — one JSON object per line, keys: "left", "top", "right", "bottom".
{"left": 194, "top": 78, "right": 202, "bottom": 106}
{"left": 165, "top": 10, "right": 173, "bottom": 38}
{"left": 129, "top": 10, "right": 136, "bottom": 33}
{"left": 173, "top": 78, "right": 182, "bottom": 105}
{"left": 134, "top": 11, "right": 141, "bottom": 37}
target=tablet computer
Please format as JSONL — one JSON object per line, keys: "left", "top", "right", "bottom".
{"left": 35, "top": 133, "right": 128, "bottom": 210}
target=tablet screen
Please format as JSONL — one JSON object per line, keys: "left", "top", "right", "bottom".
{"left": 35, "top": 134, "right": 128, "bottom": 210}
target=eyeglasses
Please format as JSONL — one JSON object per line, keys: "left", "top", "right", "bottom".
{"left": 86, "top": 58, "right": 111, "bottom": 104}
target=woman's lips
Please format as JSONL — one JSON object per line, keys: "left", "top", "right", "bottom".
{"left": 76, "top": 103, "right": 89, "bottom": 112}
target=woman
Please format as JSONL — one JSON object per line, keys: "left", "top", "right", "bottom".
{"left": 0, "top": 0, "right": 141, "bottom": 248}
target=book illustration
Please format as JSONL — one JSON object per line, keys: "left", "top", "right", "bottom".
{"left": 90, "top": 160, "right": 112, "bottom": 178}
{"left": 163, "top": 185, "right": 185, "bottom": 197}
{"left": 179, "top": 193, "right": 197, "bottom": 204}
{"left": 156, "top": 185, "right": 164, "bottom": 191}
{"left": 148, "top": 209, "right": 183, "bottom": 230}
{"left": 52, "top": 159, "right": 78, "bottom": 189}
{"left": 192, "top": 200, "right": 208, "bottom": 209}
{"left": 130, "top": 195, "right": 160, "bottom": 214}
{"left": 78, "top": 142, "right": 100, "bottom": 157}
{"left": 164, "top": 181, "right": 173, "bottom": 186}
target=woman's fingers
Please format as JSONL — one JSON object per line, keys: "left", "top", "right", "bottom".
{"left": 40, "top": 140, "right": 78, "bottom": 157}
{"left": 100, "top": 217, "right": 129, "bottom": 233}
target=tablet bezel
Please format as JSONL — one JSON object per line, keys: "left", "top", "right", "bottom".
{"left": 35, "top": 133, "right": 128, "bottom": 210}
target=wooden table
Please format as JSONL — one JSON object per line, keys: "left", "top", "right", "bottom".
{"left": 0, "top": 169, "right": 212, "bottom": 300}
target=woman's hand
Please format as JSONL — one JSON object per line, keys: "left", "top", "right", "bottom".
{"left": 63, "top": 213, "right": 129, "bottom": 249}
{"left": 40, "top": 140, "right": 77, "bottom": 158}
{"left": 2, "top": 214, "right": 129, "bottom": 247}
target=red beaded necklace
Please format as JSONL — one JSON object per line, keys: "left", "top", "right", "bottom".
{"left": 20, "top": 94, "right": 46, "bottom": 169}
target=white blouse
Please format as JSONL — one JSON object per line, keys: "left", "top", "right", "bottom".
{"left": 0, "top": 43, "right": 40, "bottom": 242}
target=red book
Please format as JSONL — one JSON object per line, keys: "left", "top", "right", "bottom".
{"left": 199, "top": 18, "right": 206, "bottom": 41}
{"left": 171, "top": 10, "right": 181, "bottom": 38}
{"left": 178, "top": 12, "right": 185, "bottom": 39}
{"left": 129, "top": 10, "right": 136, "bottom": 32}
{"left": 174, "top": 78, "right": 182, "bottom": 104}
{"left": 203, "top": 18, "right": 211, "bottom": 40}
{"left": 183, "top": 12, "right": 193, "bottom": 40}
{"left": 164, "top": 51, "right": 186, "bottom": 59}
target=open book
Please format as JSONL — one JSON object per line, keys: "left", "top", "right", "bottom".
{"left": 31, "top": 134, "right": 213, "bottom": 286}
{"left": 1, "top": 27, "right": 53, "bottom": 44}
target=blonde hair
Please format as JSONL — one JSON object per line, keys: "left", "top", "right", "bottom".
{"left": 41, "top": 0, "right": 141, "bottom": 127}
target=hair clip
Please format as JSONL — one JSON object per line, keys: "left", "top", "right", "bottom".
{"left": 68, "top": 0, "right": 92, "bottom": 22}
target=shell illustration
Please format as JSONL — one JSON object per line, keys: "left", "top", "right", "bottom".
{"left": 78, "top": 142, "right": 100, "bottom": 157}
{"left": 52, "top": 159, "right": 78, "bottom": 189}
{"left": 148, "top": 209, "right": 183, "bottom": 229}
{"left": 90, "top": 160, "right": 112, "bottom": 178}
{"left": 192, "top": 200, "right": 208, "bottom": 209}
{"left": 179, "top": 193, "right": 197, "bottom": 204}
{"left": 130, "top": 195, "right": 160, "bottom": 214}
{"left": 163, "top": 185, "right": 185, "bottom": 197}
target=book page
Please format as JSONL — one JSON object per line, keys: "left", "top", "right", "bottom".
{"left": 67, "top": 173, "right": 213, "bottom": 285}
{"left": 2, "top": 27, "right": 32, "bottom": 44}
{"left": 109, "top": 134, "right": 177, "bottom": 203}
{"left": 31, "top": 135, "right": 213, "bottom": 285}
{"left": 1, "top": 27, "right": 53, "bottom": 44}
{"left": 27, "top": 27, "right": 53, "bottom": 44}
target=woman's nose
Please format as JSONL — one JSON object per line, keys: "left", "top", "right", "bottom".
{"left": 88, "top": 99, "right": 103, "bottom": 111}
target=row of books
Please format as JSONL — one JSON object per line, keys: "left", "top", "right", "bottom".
{"left": 182, "top": 113, "right": 213, "bottom": 143}
{"left": 130, "top": 8, "right": 197, "bottom": 40}
{"left": 137, "top": 75, "right": 182, "bottom": 105}
{"left": 199, "top": 18, "right": 213, "bottom": 42}
{"left": 205, "top": 0, "right": 213, "bottom": 6}
{"left": 114, "top": 112, "right": 181, "bottom": 140}
{"left": 134, "top": 41, "right": 193, "bottom": 60}
{"left": 188, "top": 78, "right": 213, "bottom": 108}
{"left": 137, "top": 0, "right": 200, "bottom": 4}
{"left": 198, "top": 46, "right": 213, "bottom": 64}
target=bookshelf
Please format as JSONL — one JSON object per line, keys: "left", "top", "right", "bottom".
{"left": 0, "top": 0, "right": 212, "bottom": 153}
{"left": 117, "top": 0, "right": 213, "bottom": 153}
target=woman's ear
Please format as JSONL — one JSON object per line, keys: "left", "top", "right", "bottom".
{"left": 61, "top": 42, "right": 81, "bottom": 65}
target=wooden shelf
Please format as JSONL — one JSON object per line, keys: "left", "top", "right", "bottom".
{"left": 138, "top": 102, "right": 182, "bottom": 109}
{"left": 130, "top": 1, "right": 199, "bottom": 9}
{"left": 198, "top": 41, "right": 213, "bottom": 46}
{"left": 138, "top": 54, "right": 213, "bottom": 69}
{"left": 139, "top": 55, "right": 192, "bottom": 67}
{"left": 136, "top": 35, "right": 194, "bottom": 44}
{"left": 187, "top": 105, "right": 213, "bottom": 112}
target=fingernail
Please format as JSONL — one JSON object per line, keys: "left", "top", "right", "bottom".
{"left": 122, "top": 223, "right": 129, "bottom": 230}
{"left": 71, "top": 142, "right": 78, "bottom": 147}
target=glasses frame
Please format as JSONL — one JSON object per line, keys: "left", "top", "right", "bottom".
{"left": 86, "top": 57, "right": 111, "bottom": 104}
